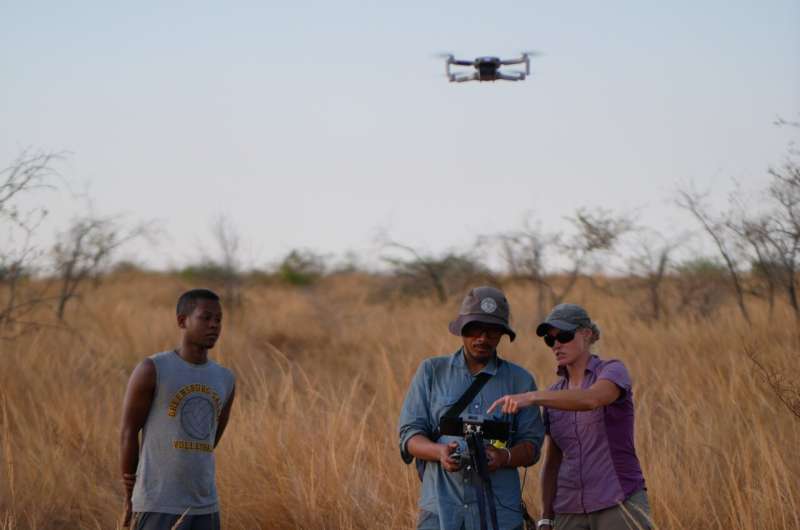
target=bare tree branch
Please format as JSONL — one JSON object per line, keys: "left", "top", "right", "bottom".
{"left": 676, "top": 188, "right": 752, "bottom": 324}
{"left": 492, "top": 209, "right": 632, "bottom": 319}
{"left": 745, "top": 346, "right": 800, "bottom": 421}
{"left": 380, "top": 239, "right": 490, "bottom": 304}
{"left": 624, "top": 230, "right": 682, "bottom": 321}
{"left": 52, "top": 215, "right": 152, "bottom": 320}
{"left": 0, "top": 149, "right": 63, "bottom": 337}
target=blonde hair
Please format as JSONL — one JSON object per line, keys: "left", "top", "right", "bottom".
{"left": 578, "top": 322, "right": 601, "bottom": 353}
{"left": 587, "top": 322, "right": 601, "bottom": 344}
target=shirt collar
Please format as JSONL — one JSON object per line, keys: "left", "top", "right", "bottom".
{"left": 556, "top": 353, "right": 601, "bottom": 378}
{"left": 452, "top": 347, "right": 500, "bottom": 376}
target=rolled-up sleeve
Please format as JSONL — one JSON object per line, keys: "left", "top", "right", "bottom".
{"left": 510, "top": 373, "right": 545, "bottom": 465}
{"left": 398, "top": 359, "right": 435, "bottom": 464}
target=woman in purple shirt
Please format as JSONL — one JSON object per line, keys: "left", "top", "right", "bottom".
{"left": 488, "top": 303, "right": 651, "bottom": 530}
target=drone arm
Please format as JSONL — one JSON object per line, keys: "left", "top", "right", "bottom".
{"left": 496, "top": 72, "right": 525, "bottom": 82}
{"left": 501, "top": 54, "right": 532, "bottom": 74}
{"left": 445, "top": 56, "right": 473, "bottom": 79}
{"left": 450, "top": 72, "right": 479, "bottom": 83}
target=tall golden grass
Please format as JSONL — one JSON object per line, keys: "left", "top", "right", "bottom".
{"left": 0, "top": 273, "right": 798, "bottom": 529}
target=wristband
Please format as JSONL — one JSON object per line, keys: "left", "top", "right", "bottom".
{"left": 536, "top": 518, "right": 554, "bottom": 529}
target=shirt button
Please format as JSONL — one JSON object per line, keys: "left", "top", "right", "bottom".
{"left": 464, "top": 504, "right": 469, "bottom": 509}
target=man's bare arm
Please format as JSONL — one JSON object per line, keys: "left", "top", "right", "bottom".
{"left": 484, "top": 440, "right": 537, "bottom": 472}
{"left": 214, "top": 384, "right": 235, "bottom": 448}
{"left": 119, "top": 359, "right": 156, "bottom": 526}
{"left": 508, "top": 440, "right": 537, "bottom": 468}
{"left": 406, "top": 434, "right": 462, "bottom": 473}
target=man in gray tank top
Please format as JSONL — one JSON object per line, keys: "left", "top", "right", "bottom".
{"left": 120, "top": 289, "right": 236, "bottom": 530}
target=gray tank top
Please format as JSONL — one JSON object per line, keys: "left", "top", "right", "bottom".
{"left": 132, "top": 351, "right": 235, "bottom": 515}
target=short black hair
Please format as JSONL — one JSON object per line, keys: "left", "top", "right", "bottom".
{"left": 176, "top": 289, "right": 220, "bottom": 316}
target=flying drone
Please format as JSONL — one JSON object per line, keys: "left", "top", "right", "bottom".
{"left": 443, "top": 52, "right": 539, "bottom": 83}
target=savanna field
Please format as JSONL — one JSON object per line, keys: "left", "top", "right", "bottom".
{"left": 0, "top": 272, "right": 798, "bottom": 530}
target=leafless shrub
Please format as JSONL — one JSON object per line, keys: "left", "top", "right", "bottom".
{"left": 0, "top": 150, "right": 62, "bottom": 336}
{"left": 681, "top": 119, "right": 800, "bottom": 326}
{"left": 729, "top": 215, "right": 781, "bottom": 314}
{"left": 492, "top": 220, "right": 552, "bottom": 317}
{"left": 623, "top": 230, "right": 682, "bottom": 322}
{"left": 676, "top": 188, "right": 752, "bottom": 324}
{"left": 672, "top": 257, "right": 731, "bottom": 319}
{"left": 180, "top": 215, "right": 245, "bottom": 307}
{"left": 741, "top": 160, "right": 800, "bottom": 323}
{"left": 0, "top": 149, "right": 60, "bottom": 216}
{"left": 569, "top": 207, "right": 632, "bottom": 255}
{"left": 209, "top": 215, "right": 244, "bottom": 307}
{"left": 381, "top": 241, "right": 492, "bottom": 303}
{"left": 51, "top": 215, "right": 151, "bottom": 320}
{"left": 718, "top": 125, "right": 800, "bottom": 324}
{"left": 494, "top": 208, "right": 632, "bottom": 318}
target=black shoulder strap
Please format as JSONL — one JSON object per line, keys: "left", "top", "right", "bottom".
{"left": 443, "top": 371, "right": 492, "bottom": 418}
{"left": 414, "top": 362, "right": 499, "bottom": 481}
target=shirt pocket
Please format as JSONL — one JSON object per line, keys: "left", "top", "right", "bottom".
{"left": 547, "top": 410, "right": 578, "bottom": 456}
{"left": 432, "top": 394, "right": 459, "bottom": 425}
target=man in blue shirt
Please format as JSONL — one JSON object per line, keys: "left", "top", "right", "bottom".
{"left": 399, "top": 286, "right": 545, "bottom": 530}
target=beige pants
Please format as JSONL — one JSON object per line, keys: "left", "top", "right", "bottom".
{"left": 555, "top": 490, "right": 652, "bottom": 530}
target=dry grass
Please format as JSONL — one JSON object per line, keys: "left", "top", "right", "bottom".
{"left": 0, "top": 273, "right": 798, "bottom": 529}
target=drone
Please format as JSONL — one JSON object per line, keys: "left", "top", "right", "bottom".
{"left": 443, "top": 52, "right": 539, "bottom": 83}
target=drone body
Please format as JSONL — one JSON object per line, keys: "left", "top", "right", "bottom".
{"left": 445, "top": 53, "right": 536, "bottom": 83}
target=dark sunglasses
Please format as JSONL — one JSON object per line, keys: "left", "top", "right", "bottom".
{"left": 463, "top": 324, "right": 504, "bottom": 340}
{"left": 543, "top": 329, "right": 576, "bottom": 347}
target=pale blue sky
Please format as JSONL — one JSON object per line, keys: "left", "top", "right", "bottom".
{"left": 2, "top": 1, "right": 798, "bottom": 269}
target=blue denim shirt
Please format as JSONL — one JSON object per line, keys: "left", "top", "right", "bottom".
{"left": 398, "top": 349, "right": 545, "bottom": 530}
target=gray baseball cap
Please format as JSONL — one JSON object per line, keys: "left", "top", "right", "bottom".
{"left": 536, "top": 303, "right": 592, "bottom": 336}
{"left": 448, "top": 286, "right": 516, "bottom": 342}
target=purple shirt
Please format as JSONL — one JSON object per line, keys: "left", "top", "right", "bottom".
{"left": 543, "top": 355, "right": 645, "bottom": 514}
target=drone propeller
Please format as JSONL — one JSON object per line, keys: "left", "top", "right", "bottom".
{"left": 519, "top": 51, "right": 542, "bottom": 76}
{"left": 433, "top": 52, "right": 475, "bottom": 64}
